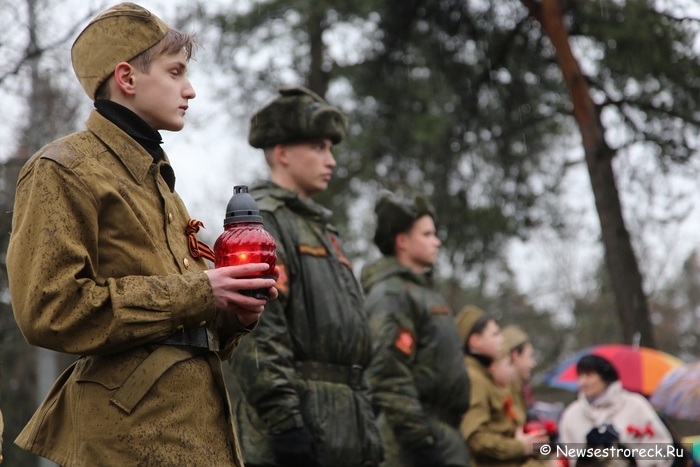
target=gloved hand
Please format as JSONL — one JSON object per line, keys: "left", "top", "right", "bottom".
{"left": 411, "top": 444, "right": 448, "bottom": 467}
{"left": 272, "top": 426, "right": 323, "bottom": 467}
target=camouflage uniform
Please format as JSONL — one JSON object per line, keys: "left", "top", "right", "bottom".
{"left": 230, "top": 181, "right": 383, "bottom": 467}
{"left": 362, "top": 256, "right": 471, "bottom": 467}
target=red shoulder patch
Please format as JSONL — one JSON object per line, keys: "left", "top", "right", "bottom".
{"left": 275, "top": 264, "right": 289, "bottom": 294}
{"left": 394, "top": 326, "right": 416, "bottom": 356}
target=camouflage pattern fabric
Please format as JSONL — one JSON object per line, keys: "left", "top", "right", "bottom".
{"left": 230, "top": 181, "right": 383, "bottom": 467}
{"left": 362, "top": 257, "right": 471, "bottom": 467}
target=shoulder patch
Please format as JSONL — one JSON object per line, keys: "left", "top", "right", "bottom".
{"left": 394, "top": 326, "right": 416, "bottom": 356}
{"left": 429, "top": 305, "right": 451, "bottom": 315}
{"left": 298, "top": 244, "right": 328, "bottom": 257}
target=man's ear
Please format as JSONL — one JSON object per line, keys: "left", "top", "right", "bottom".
{"left": 395, "top": 232, "right": 408, "bottom": 253}
{"left": 468, "top": 332, "right": 481, "bottom": 354}
{"left": 273, "top": 144, "right": 290, "bottom": 167}
{"left": 113, "top": 62, "right": 136, "bottom": 96}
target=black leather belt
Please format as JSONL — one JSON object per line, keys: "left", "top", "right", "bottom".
{"left": 160, "top": 327, "right": 210, "bottom": 349}
{"left": 294, "top": 360, "right": 364, "bottom": 390}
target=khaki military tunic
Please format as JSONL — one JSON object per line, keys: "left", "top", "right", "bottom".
{"left": 230, "top": 181, "right": 383, "bottom": 467}
{"left": 362, "top": 257, "right": 470, "bottom": 467}
{"left": 8, "top": 110, "right": 252, "bottom": 467}
{"left": 509, "top": 380, "right": 528, "bottom": 425}
{"left": 461, "top": 355, "right": 530, "bottom": 467}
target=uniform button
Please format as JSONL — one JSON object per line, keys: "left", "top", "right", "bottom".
{"left": 183, "top": 258, "right": 190, "bottom": 269}
{"left": 176, "top": 324, "right": 184, "bottom": 331}
{"left": 168, "top": 212, "right": 173, "bottom": 223}
{"left": 199, "top": 320, "right": 207, "bottom": 327}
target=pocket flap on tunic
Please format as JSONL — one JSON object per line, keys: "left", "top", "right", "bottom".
{"left": 74, "top": 352, "right": 147, "bottom": 390}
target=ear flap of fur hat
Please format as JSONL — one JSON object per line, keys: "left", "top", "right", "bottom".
{"left": 248, "top": 86, "right": 346, "bottom": 149}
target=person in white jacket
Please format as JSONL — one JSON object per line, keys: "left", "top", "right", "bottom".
{"left": 558, "top": 355, "right": 674, "bottom": 467}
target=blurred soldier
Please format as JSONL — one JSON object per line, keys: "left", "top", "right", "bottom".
{"left": 7, "top": 3, "right": 277, "bottom": 466}
{"left": 230, "top": 87, "right": 383, "bottom": 467}
{"left": 501, "top": 325, "right": 536, "bottom": 424}
{"left": 361, "top": 192, "right": 471, "bottom": 467}
{"left": 457, "top": 307, "right": 548, "bottom": 467}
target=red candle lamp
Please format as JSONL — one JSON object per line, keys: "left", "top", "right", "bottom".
{"left": 214, "top": 185, "right": 277, "bottom": 299}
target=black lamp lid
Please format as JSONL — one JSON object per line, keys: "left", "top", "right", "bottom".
{"left": 224, "top": 185, "right": 263, "bottom": 224}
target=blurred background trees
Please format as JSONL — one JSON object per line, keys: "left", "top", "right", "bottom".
{"left": 2, "top": 0, "right": 700, "bottom": 464}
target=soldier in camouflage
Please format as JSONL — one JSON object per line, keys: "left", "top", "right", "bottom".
{"left": 230, "top": 87, "right": 383, "bottom": 467}
{"left": 362, "top": 192, "right": 471, "bottom": 467}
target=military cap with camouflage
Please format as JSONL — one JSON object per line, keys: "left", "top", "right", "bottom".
{"left": 373, "top": 191, "right": 437, "bottom": 256}
{"left": 71, "top": 2, "right": 169, "bottom": 100}
{"left": 248, "top": 86, "right": 346, "bottom": 148}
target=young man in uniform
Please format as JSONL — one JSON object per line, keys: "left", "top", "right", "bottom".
{"left": 7, "top": 4, "right": 277, "bottom": 466}
{"left": 361, "top": 192, "right": 471, "bottom": 467}
{"left": 457, "top": 307, "right": 547, "bottom": 467}
{"left": 501, "top": 324, "right": 537, "bottom": 423}
{"left": 230, "top": 87, "right": 383, "bottom": 467}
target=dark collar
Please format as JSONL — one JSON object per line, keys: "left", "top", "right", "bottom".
{"left": 94, "top": 99, "right": 164, "bottom": 162}
{"left": 468, "top": 352, "right": 493, "bottom": 368}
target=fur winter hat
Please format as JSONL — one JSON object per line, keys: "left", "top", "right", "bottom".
{"left": 373, "top": 191, "right": 437, "bottom": 256}
{"left": 248, "top": 86, "right": 346, "bottom": 149}
{"left": 72, "top": 2, "right": 169, "bottom": 100}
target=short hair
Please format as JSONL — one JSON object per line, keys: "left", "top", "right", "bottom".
{"left": 263, "top": 146, "right": 275, "bottom": 168}
{"left": 576, "top": 355, "right": 619, "bottom": 384}
{"left": 464, "top": 315, "right": 496, "bottom": 354}
{"left": 511, "top": 341, "right": 529, "bottom": 355}
{"left": 373, "top": 193, "right": 436, "bottom": 256}
{"left": 378, "top": 216, "right": 422, "bottom": 256}
{"left": 94, "top": 28, "right": 198, "bottom": 100}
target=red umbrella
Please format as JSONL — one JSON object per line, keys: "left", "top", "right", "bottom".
{"left": 542, "top": 344, "right": 683, "bottom": 396}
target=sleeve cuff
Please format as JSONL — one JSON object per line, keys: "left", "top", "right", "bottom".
{"left": 167, "top": 272, "right": 217, "bottom": 331}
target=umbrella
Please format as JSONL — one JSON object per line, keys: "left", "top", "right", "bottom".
{"left": 542, "top": 344, "right": 683, "bottom": 396}
{"left": 651, "top": 360, "right": 700, "bottom": 420}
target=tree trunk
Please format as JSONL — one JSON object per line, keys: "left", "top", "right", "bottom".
{"left": 522, "top": 0, "right": 655, "bottom": 347}
{"left": 306, "top": 8, "right": 329, "bottom": 97}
